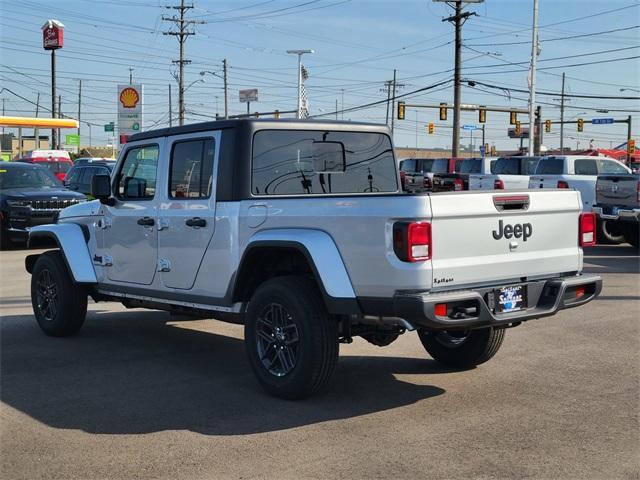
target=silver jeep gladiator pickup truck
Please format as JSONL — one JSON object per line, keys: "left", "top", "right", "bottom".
{"left": 25, "top": 119, "right": 602, "bottom": 399}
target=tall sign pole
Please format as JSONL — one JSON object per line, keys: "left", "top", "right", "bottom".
{"left": 560, "top": 73, "right": 565, "bottom": 152}
{"left": 434, "top": 0, "right": 482, "bottom": 156}
{"left": 42, "top": 19, "right": 64, "bottom": 149}
{"left": 528, "top": 0, "right": 539, "bottom": 156}
{"left": 287, "top": 49, "right": 313, "bottom": 119}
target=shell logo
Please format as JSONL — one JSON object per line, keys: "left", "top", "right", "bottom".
{"left": 119, "top": 87, "right": 140, "bottom": 108}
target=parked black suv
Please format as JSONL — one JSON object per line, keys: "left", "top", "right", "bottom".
{"left": 0, "top": 162, "right": 86, "bottom": 248}
{"left": 65, "top": 159, "right": 116, "bottom": 196}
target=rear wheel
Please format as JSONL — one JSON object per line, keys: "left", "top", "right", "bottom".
{"left": 597, "top": 219, "right": 625, "bottom": 245}
{"left": 245, "top": 276, "right": 339, "bottom": 399}
{"left": 31, "top": 251, "right": 87, "bottom": 336}
{"left": 619, "top": 222, "right": 640, "bottom": 249}
{"left": 417, "top": 327, "right": 505, "bottom": 368}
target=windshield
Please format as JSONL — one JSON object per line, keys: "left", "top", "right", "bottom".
{"left": 0, "top": 166, "right": 61, "bottom": 189}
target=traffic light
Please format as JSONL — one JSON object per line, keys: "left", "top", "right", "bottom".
{"left": 428, "top": 122, "right": 434, "bottom": 134}
{"left": 478, "top": 106, "right": 486, "bottom": 123}
{"left": 510, "top": 111, "right": 517, "bottom": 125}
{"left": 515, "top": 121, "right": 522, "bottom": 136}
{"left": 397, "top": 101, "right": 405, "bottom": 120}
{"left": 484, "top": 143, "right": 489, "bottom": 155}
{"left": 628, "top": 139, "right": 636, "bottom": 154}
{"left": 274, "top": 110, "right": 280, "bottom": 119}
{"left": 439, "top": 102, "right": 447, "bottom": 121}
{"left": 545, "top": 119, "right": 551, "bottom": 133}
{"left": 577, "top": 118, "right": 584, "bottom": 132}
{"left": 490, "top": 145, "right": 497, "bottom": 156}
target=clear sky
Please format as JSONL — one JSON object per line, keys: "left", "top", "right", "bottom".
{"left": 1, "top": 0, "right": 639, "bottom": 151}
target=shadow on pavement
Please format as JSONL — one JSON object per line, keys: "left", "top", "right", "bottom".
{"left": 585, "top": 245, "right": 639, "bottom": 257}
{"left": 583, "top": 257, "right": 640, "bottom": 275}
{"left": 0, "top": 311, "right": 445, "bottom": 436}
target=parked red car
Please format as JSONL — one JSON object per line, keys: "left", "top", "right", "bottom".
{"left": 17, "top": 150, "right": 73, "bottom": 182}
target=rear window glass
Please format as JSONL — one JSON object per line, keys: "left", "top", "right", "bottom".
{"left": 252, "top": 130, "right": 397, "bottom": 195}
{"left": 535, "top": 158, "right": 564, "bottom": 174}
{"left": 494, "top": 157, "right": 538, "bottom": 175}
{"left": 457, "top": 159, "right": 481, "bottom": 173}
{"left": 421, "top": 159, "right": 449, "bottom": 173}
{"left": 38, "top": 162, "right": 71, "bottom": 174}
{"left": 574, "top": 159, "right": 598, "bottom": 175}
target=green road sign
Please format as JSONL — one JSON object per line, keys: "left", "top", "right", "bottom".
{"left": 65, "top": 134, "right": 80, "bottom": 146}
{"left": 132, "top": 122, "right": 140, "bottom": 131}
{"left": 104, "top": 123, "right": 114, "bottom": 132}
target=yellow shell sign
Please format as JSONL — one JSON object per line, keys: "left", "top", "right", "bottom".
{"left": 119, "top": 87, "right": 140, "bottom": 108}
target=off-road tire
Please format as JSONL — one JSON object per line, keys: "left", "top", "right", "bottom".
{"left": 31, "top": 250, "right": 87, "bottom": 336}
{"left": 418, "top": 327, "right": 505, "bottom": 368}
{"left": 245, "top": 275, "right": 338, "bottom": 399}
{"left": 597, "top": 219, "right": 625, "bottom": 245}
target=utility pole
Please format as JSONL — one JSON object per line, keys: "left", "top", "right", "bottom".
{"left": 560, "top": 72, "right": 565, "bottom": 152}
{"left": 77, "top": 79, "right": 82, "bottom": 146}
{"left": 35, "top": 92, "right": 40, "bottom": 149}
{"left": 527, "top": 0, "right": 539, "bottom": 156}
{"left": 434, "top": 0, "right": 483, "bottom": 157}
{"left": 627, "top": 115, "right": 633, "bottom": 164}
{"left": 383, "top": 80, "right": 392, "bottom": 125}
{"left": 168, "top": 84, "right": 172, "bottom": 127}
{"left": 129, "top": 67, "right": 133, "bottom": 84}
{"left": 223, "top": 58, "right": 228, "bottom": 119}
{"left": 341, "top": 89, "right": 345, "bottom": 120}
{"left": 163, "top": 0, "right": 205, "bottom": 126}
{"left": 390, "top": 69, "right": 397, "bottom": 136}
{"left": 335, "top": 99, "right": 338, "bottom": 120}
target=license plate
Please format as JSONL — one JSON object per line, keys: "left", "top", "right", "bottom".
{"left": 495, "top": 285, "right": 527, "bottom": 313}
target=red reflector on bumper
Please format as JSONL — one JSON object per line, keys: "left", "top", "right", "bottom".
{"left": 434, "top": 303, "right": 447, "bottom": 316}
{"left": 576, "top": 286, "right": 586, "bottom": 298}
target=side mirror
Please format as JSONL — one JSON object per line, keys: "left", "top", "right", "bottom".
{"left": 91, "top": 174, "right": 115, "bottom": 205}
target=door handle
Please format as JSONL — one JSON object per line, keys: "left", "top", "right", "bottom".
{"left": 137, "top": 216, "right": 155, "bottom": 226}
{"left": 185, "top": 217, "right": 206, "bottom": 228}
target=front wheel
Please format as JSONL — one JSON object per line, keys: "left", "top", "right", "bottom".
{"left": 31, "top": 251, "right": 87, "bottom": 336}
{"left": 417, "top": 327, "right": 505, "bottom": 368}
{"left": 244, "top": 276, "right": 338, "bottom": 399}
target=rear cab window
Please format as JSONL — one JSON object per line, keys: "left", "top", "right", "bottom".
{"left": 598, "top": 159, "right": 628, "bottom": 174}
{"left": 457, "top": 159, "right": 481, "bottom": 173}
{"left": 535, "top": 157, "right": 564, "bottom": 174}
{"left": 252, "top": 130, "right": 398, "bottom": 196}
{"left": 399, "top": 159, "right": 416, "bottom": 172}
{"left": 574, "top": 159, "right": 598, "bottom": 175}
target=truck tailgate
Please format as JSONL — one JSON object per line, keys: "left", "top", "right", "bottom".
{"left": 596, "top": 174, "right": 639, "bottom": 209}
{"left": 429, "top": 190, "right": 582, "bottom": 289}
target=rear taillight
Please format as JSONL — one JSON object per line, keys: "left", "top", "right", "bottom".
{"left": 579, "top": 212, "right": 596, "bottom": 247}
{"left": 453, "top": 178, "right": 464, "bottom": 191}
{"left": 557, "top": 180, "right": 569, "bottom": 189}
{"left": 494, "top": 179, "right": 505, "bottom": 190}
{"left": 434, "top": 303, "right": 447, "bottom": 316}
{"left": 393, "top": 221, "right": 432, "bottom": 262}
{"left": 399, "top": 170, "right": 406, "bottom": 188}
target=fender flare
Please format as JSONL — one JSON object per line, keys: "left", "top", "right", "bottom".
{"left": 27, "top": 224, "right": 97, "bottom": 283}
{"left": 236, "top": 229, "right": 359, "bottom": 315}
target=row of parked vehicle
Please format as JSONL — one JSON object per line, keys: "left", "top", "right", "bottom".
{"left": 399, "top": 154, "right": 638, "bottom": 248}
{"left": 0, "top": 153, "right": 116, "bottom": 248}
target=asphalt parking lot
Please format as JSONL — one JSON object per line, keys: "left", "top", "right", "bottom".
{"left": 1, "top": 245, "right": 638, "bottom": 480}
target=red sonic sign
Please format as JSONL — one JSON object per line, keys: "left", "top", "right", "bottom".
{"left": 42, "top": 19, "right": 64, "bottom": 50}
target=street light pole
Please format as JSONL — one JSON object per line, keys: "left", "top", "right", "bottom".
{"left": 528, "top": 0, "right": 539, "bottom": 156}
{"left": 286, "top": 49, "right": 313, "bottom": 119}
{"left": 200, "top": 64, "right": 228, "bottom": 119}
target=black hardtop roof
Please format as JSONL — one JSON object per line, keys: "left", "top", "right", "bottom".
{"left": 128, "top": 118, "right": 389, "bottom": 142}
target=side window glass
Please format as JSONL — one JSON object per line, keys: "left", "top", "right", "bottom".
{"left": 65, "top": 168, "right": 80, "bottom": 185}
{"left": 598, "top": 160, "right": 628, "bottom": 174}
{"left": 79, "top": 167, "right": 94, "bottom": 186}
{"left": 490, "top": 160, "right": 497, "bottom": 174}
{"left": 536, "top": 158, "right": 563, "bottom": 174}
{"left": 169, "top": 138, "right": 215, "bottom": 199}
{"left": 117, "top": 145, "right": 159, "bottom": 200}
{"left": 574, "top": 159, "right": 598, "bottom": 175}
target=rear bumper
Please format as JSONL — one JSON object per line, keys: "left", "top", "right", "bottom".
{"left": 363, "top": 274, "right": 602, "bottom": 331}
{"left": 593, "top": 206, "right": 640, "bottom": 223}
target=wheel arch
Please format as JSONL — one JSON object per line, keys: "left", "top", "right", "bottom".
{"left": 27, "top": 224, "right": 97, "bottom": 284}
{"left": 232, "top": 229, "right": 360, "bottom": 315}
